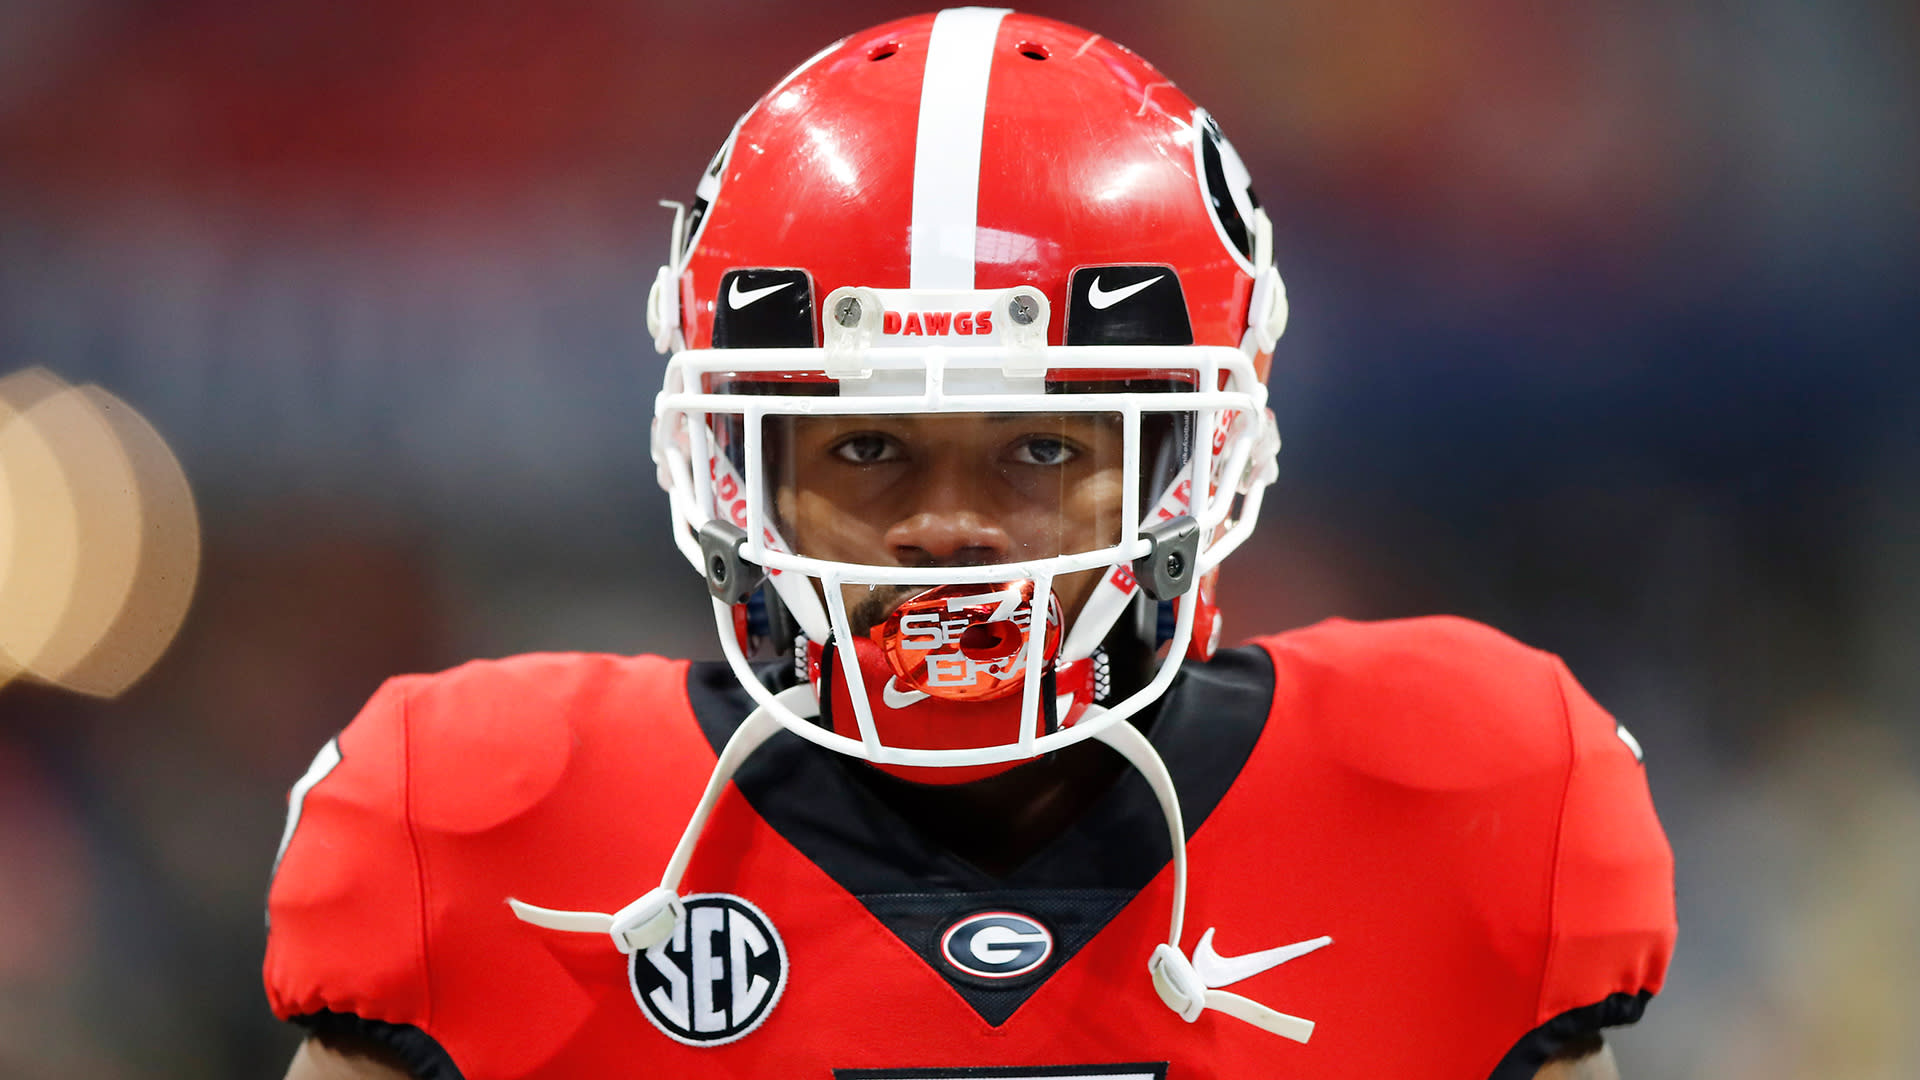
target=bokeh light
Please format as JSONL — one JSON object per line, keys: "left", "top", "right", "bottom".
{"left": 0, "top": 367, "right": 200, "bottom": 698}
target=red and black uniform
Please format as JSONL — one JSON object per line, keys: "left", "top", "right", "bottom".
{"left": 265, "top": 616, "right": 1674, "bottom": 1078}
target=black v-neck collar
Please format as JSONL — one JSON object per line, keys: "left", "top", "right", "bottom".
{"left": 684, "top": 646, "right": 1273, "bottom": 1024}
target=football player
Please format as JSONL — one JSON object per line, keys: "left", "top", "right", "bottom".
{"left": 267, "top": 10, "right": 1674, "bottom": 1079}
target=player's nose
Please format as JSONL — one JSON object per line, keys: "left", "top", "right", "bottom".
{"left": 886, "top": 509, "right": 1014, "bottom": 566}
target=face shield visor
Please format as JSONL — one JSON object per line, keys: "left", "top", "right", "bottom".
{"left": 653, "top": 286, "right": 1276, "bottom": 775}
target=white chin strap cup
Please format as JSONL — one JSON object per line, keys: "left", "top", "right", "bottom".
{"left": 646, "top": 265, "right": 679, "bottom": 355}
{"left": 609, "top": 888, "right": 685, "bottom": 954}
{"left": 1246, "top": 264, "right": 1289, "bottom": 355}
{"left": 1150, "top": 943, "right": 1210, "bottom": 1022}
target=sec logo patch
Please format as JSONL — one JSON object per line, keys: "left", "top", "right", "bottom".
{"left": 939, "top": 911, "right": 1054, "bottom": 980}
{"left": 630, "top": 893, "right": 786, "bottom": 1046}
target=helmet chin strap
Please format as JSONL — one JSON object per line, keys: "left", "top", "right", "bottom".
{"left": 507, "top": 686, "right": 1319, "bottom": 1043}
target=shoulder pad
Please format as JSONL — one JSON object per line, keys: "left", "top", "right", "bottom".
{"left": 394, "top": 652, "right": 692, "bottom": 834}
{"left": 263, "top": 652, "right": 705, "bottom": 1030}
{"left": 1250, "top": 616, "right": 1674, "bottom": 1027}
{"left": 1253, "top": 616, "right": 1570, "bottom": 791}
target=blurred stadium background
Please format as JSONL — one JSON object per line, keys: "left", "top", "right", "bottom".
{"left": 0, "top": 1, "right": 1914, "bottom": 1076}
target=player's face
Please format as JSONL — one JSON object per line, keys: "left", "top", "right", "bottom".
{"left": 772, "top": 412, "right": 1125, "bottom": 630}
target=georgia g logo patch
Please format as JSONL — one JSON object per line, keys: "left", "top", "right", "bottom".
{"left": 939, "top": 911, "right": 1054, "bottom": 980}
{"left": 631, "top": 893, "right": 787, "bottom": 1046}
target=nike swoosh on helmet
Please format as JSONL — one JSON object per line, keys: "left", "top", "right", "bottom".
{"left": 1086, "top": 273, "right": 1165, "bottom": 310}
{"left": 728, "top": 278, "right": 797, "bottom": 309}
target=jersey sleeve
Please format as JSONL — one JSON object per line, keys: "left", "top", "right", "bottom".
{"left": 264, "top": 676, "right": 432, "bottom": 1031}
{"left": 1537, "top": 657, "right": 1676, "bottom": 1024}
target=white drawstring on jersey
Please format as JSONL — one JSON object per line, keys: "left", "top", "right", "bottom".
{"left": 508, "top": 685, "right": 1319, "bottom": 1043}
{"left": 1097, "top": 716, "right": 1318, "bottom": 1043}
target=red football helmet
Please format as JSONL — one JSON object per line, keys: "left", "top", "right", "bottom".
{"left": 650, "top": 8, "right": 1286, "bottom": 781}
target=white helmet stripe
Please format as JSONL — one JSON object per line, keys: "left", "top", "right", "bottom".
{"left": 910, "top": 8, "right": 1010, "bottom": 289}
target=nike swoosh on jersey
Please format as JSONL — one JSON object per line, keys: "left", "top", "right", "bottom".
{"left": 1086, "top": 273, "right": 1165, "bottom": 310}
{"left": 881, "top": 678, "right": 930, "bottom": 709}
{"left": 1191, "top": 928, "right": 1332, "bottom": 989}
{"left": 728, "top": 278, "right": 796, "bottom": 309}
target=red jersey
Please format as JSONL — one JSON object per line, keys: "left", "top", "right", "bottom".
{"left": 264, "top": 616, "right": 1674, "bottom": 1078}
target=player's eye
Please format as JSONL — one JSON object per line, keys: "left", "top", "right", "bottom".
{"left": 1007, "top": 435, "right": 1077, "bottom": 466}
{"left": 830, "top": 433, "right": 902, "bottom": 465}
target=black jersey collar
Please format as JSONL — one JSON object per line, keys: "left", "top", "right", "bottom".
{"left": 683, "top": 646, "right": 1273, "bottom": 1026}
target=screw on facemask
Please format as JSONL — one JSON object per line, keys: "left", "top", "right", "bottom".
{"left": 833, "top": 294, "right": 864, "bottom": 328}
